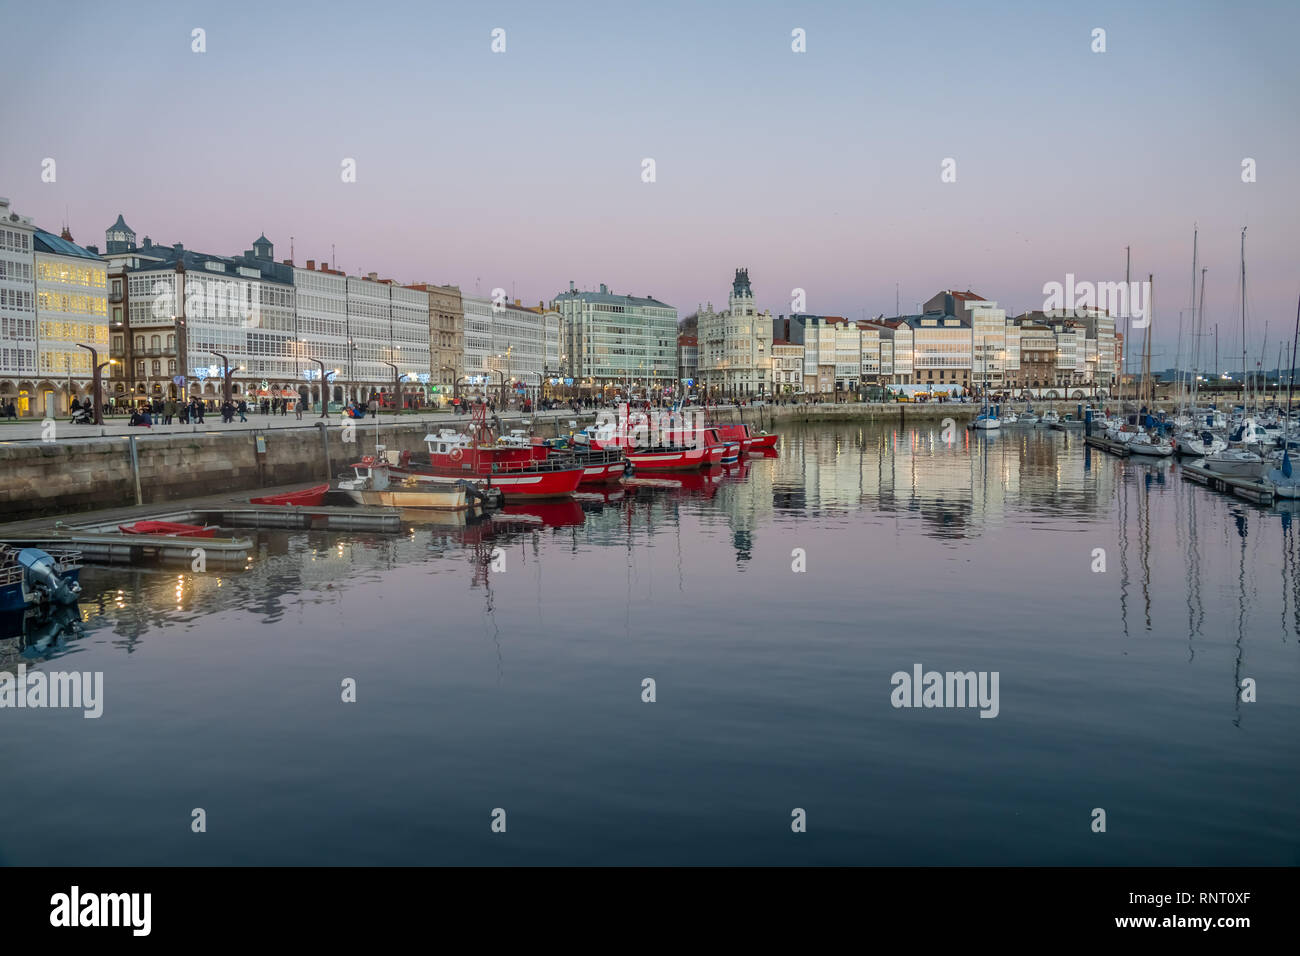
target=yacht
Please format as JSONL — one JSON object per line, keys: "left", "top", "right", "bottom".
{"left": 1173, "top": 429, "right": 1227, "bottom": 457}
{"left": 1127, "top": 431, "right": 1175, "bottom": 457}
{"left": 1202, "top": 448, "right": 1268, "bottom": 479}
{"left": 1040, "top": 409, "right": 1060, "bottom": 425}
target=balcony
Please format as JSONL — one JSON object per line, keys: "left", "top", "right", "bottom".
{"left": 109, "top": 290, "right": 124, "bottom": 304}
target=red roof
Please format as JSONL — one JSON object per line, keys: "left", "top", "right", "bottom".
{"left": 678, "top": 335, "right": 697, "bottom": 346}
{"left": 772, "top": 337, "right": 791, "bottom": 345}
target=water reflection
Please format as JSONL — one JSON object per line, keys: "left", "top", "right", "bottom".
{"left": 7, "top": 420, "right": 1299, "bottom": 866}
{"left": 51, "top": 421, "right": 1300, "bottom": 655}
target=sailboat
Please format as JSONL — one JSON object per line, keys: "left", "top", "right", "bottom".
{"left": 1173, "top": 228, "right": 1227, "bottom": 456}
{"left": 1122, "top": 273, "right": 1174, "bottom": 456}
{"left": 1204, "top": 229, "right": 1266, "bottom": 479}
{"left": 1267, "top": 294, "right": 1300, "bottom": 498}
{"left": 969, "top": 336, "right": 1000, "bottom": 430}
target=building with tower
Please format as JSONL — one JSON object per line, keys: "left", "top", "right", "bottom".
{"left": 697, "top": 268, "right": 773, "bottom": 398}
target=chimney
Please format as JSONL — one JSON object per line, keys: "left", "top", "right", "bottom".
{"left": 514, "top": 299, "right": 520, "bottom": 307}
{"left": 569, "top": 280, "right": 575, "bottom": 292}
{"left": 599, "top": 283, "right": 607, "bottom": 294}
{"left": 367, "top": 272, "right": 378, "bottom": 281}
{"left": 306, "top": 259, "right": 315, "bottom": 270}
{"left": 173, "top": 242, "right": 183, "bottom": 253}
{"left": 282, "top": 259, "right": 293, "bottom": 266}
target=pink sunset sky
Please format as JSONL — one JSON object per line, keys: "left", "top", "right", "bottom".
{"left": 2, "top": 0, "right": 1297, "bottom": 367}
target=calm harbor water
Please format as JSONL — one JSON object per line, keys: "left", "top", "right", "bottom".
{"left": 3, "top": 420, "right": 1297, "bottom": 866}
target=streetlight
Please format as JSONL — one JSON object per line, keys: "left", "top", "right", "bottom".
{"left": 76, "top": 344, "right": 115, "bottom": 425}
{"left": 307, "top": 358, "right": 330, "bottom": 418}
{"left": 210, "top": 350, "right": 234, "bottom": 407}
{"left": 381, "top": 361, "right": 400, "bottom": 413}
{"left": 439, "top": 365, "right": 458, "bottom": 409}
{"left": 346, "top": 337, "right": 358, "bottom": 405}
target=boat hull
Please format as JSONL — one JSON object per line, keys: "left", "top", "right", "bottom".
{"left": 342, "top": 487, "right": 469, "bottom": 509}
{"left": 626, "top": 446, "right": 710, "bottom": 471}
{"left": 390, "top": 463, "right": 583, "bottom": 499}
{"left": 250, "top": 483, "right": 329, "bottom": 506}
{"left": 118, "top": 521, "right": 217, "bottom": 537}
{"left": 1128, "top": 442, "right": 1174, "bottom": 457}
{"left": 578, "top": 460, "right": 627, "bottom": 483}
{"left": 1202, "top": 455, "right": 1267, "bottom": 478}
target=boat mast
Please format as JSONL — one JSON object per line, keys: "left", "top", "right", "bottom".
{"left": 1194, "top": 267, "right": 1206, "bottom": 409}
{"left": 1287, "top": 294, "right": 1300, "bottom": 442}
{"left": 1241, "top": 227, "right": 1248, "bottom": 409}
{"left": 1185, "top": 225, "right": 1197, "bottom": 414}
{"left": 1141, "top": 274, "right": 1154, "bottom": 409}
{"left": 1124, "top": 245, "right": 1131, "bottom": 402}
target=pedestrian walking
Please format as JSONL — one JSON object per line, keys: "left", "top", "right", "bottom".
{"left": 237, "top": 399, "right": 248, "bottom": 422}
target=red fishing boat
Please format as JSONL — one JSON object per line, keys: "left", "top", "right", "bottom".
{"left": 389, "top": 405, "right": 584, "bottom": 500}
{"left": 578, "top": 404, "right": 715, "bottom": 472}
{"left": 118, "top": 521, "right": 217, "bottom": 538}
{"left": 623, "top": 444, "right": 711, "bottom": 471}
{"left": 514, "top": 431, "right": 627, "bottom": 483}
{"left": 249, "top": 483, "right": 329, "bottom": 506}
{"left": 710, "top": 422, "right": 779, "bottom": 451}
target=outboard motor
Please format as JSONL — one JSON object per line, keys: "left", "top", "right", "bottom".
{"left": 17, "top": 548, "right": 81, "bottom": 605}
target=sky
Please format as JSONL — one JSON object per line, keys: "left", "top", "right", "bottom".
{"left": 2, "top": 0, "right": 1297, "bottom": 370}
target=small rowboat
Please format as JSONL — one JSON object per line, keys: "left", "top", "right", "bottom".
{"left": 249, "top": 483, "right": 329, "bottom": 506}
{"left": 118, "top": 521, "right": 218, "bottom": 538}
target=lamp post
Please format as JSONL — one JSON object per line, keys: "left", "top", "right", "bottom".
{"left": 486, "top": 367, "right": 506, "bottom": 408}
{"left": 440, "top": 365, "right": 458, "bottom": 408}
{"left": 381, "top": 361, "right": 400, "bottom": 413}
{"left": 308, "top": 358, "right": 329, "bottom": 418}
{"left": 210, "top": 350, "right": 234, "bottom": 407}
{"left": 76, "top": 344, "right": 114, "bottom": 426}
{"left": 523, "top": 370, "right": 544, "bottom": 409}
{"left": 347, "top": 337, "right": 358, "bottom": 406}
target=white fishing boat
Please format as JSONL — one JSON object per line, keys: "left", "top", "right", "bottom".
{"left": 1001, "top": 412, "right": 1019, "bottom": 425}
{"left": 338, "top": 458, "right": 474, "bottom": 509}
{"left": 1040, "top": 409, "right": 1060, "bottom": 425}
{"left": 1018, "top": 410, "right": 1038, "bottom": 425}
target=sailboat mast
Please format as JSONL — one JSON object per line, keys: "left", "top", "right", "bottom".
{"left": 1193, "top": 267, "right": 1206, "bottom": 406}
{"left": 1125, "top": 245, "right": 1132, "bottom": 401}
{"left": 1186, "top": 225, "right": 1197, "bottom": 409}
{"left": 1288, "top": 295, "right": 1300, "bottom": 422}
{"left": 1241, "top": 226, "right": 1248, "bottom": 407}
{"left": 1141, "top": 274, "right": 1154, "bottom": 407}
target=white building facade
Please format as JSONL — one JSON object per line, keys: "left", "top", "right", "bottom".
{"left": 551, "top": 282, "right": 678, "bottom": 396}
{"left": 0, "top": 197, "right": 38, "bottom": 414}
